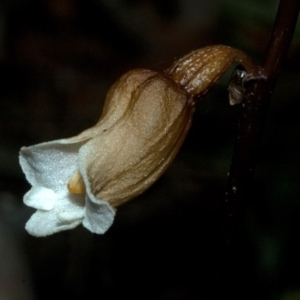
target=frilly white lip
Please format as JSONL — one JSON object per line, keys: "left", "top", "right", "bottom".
{"left": 19, "top": 139, "right": 115, "bottom": 237}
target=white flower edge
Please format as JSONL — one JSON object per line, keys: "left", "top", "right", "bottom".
{"left": 20, "top": 138, "right": 115, "bottom": 237}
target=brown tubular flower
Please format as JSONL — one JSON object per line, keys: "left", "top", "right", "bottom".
{"left": 20, "top": 45, "right": 259, "bottom": 236}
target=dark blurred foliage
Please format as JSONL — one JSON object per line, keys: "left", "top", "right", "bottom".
{"left": 0, "top": 0, "right": 300, "bottom": 299}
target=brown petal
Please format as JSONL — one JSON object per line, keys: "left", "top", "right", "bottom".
{"left": 79, "top": 72, "right": 194, "bottom": 207}
{"left": 97, "top": 69, "right": 158, "bottom": 128}
{"left": 67, "top": 69, "right": 157, "bottom": 143}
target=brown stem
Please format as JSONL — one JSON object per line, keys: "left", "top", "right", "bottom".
{"left": 219, "top": 0, "right": 300, "bottom": 294}
{"left": 166, "top": 45, "right": 261, "bottom": 99}
{"left": 225, "top": 0, "right": 300, "bottom": 242}
{"left": 263, "top": 0, "right": 300, "bottom": 78}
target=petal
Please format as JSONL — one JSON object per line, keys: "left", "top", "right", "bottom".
{"left": 65, "top": 69, "right": 158, "bottom": 143}
{"left": 57, "top": 210, "right": 84, "bottom": 222}
{"left": 25, "top": 192, "right": 85, "bottom": 237}
{"left": 19, "top": 139, "right": 86, "bottom": 191}
{"left": 78, "top": 73, "right": 192, "bottom": 207}
{"left": 24, "top": 186, "right": 59, "bottom": 210}
{"left": 82, "top": 191, "right": 115, "bottom": 234}
{"left": 96, "top": 69, "right": 157, "bottom": 128}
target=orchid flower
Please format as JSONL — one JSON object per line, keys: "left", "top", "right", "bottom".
{"left": 20, "top": 45, "right": 260, "bottom": 236}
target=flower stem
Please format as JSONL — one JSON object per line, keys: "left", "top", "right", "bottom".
{"left": 219, "top": 0, "right": 300, "bottom": 294}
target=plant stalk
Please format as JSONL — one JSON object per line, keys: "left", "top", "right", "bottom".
{"left": 219, "top": 0, "right": 300, "bottom": 294}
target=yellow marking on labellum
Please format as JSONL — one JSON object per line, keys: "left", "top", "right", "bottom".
{"left": 67, "top": 170, "right": 86, "bottom": 194}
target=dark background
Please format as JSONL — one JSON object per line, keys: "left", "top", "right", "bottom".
{"left": 0, "top": 0, "right": 300, "bottom": 299}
